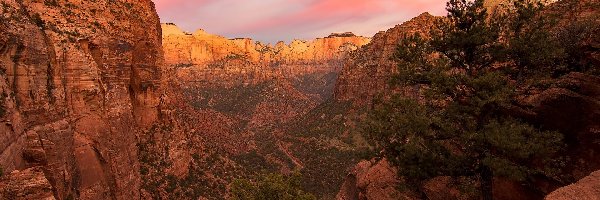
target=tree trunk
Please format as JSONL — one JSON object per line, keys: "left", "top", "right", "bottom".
{"left": 481, "top": 166, "right": 493, "bottom": 200}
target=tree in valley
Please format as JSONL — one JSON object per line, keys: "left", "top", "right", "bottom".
{"left": 231, "top": 172, "right": 316, "bottom": 200}
{"left": 366, "top": 0, "right": 566, "bottom": 199}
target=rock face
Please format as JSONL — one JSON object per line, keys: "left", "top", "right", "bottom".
{"left": 0, "top": 0, "right": 163, "bottom": 199}
{"left": 162, "top": 23, "right": 371, "bottom": 66}
{"left": 336, "top": 159, "right": 409, "bottom": 200}
{"left": 163, "top": 23, "right": 371, "bottom": 87}
{"left": 545, "top": 170, "right": 600, "bottom": 200}
{"left": 0, "top": 167, "right": 55, "bottom": 200}
{"left": 334, "top": 13, "right": 439, "bottom": 106}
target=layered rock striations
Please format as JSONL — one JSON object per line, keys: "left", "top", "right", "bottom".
{"left": 0, "top": 0, "right": 163, "bottom": 199}
{"left": 162, "top": 23, "right": 371, "bottom": 66}
{"left": 162, "top": 23, "right": 371, "bottom": 86}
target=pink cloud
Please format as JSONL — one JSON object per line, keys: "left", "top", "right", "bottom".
{"left": 154, "top": 0, "right": 448, "bottom": 43}
{"left": 232, "top": 0, "right": 446, "bottom": 34}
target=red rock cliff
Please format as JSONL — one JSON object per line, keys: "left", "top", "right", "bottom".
{"left": 162, "top": 23, "right": 371, "bottom": 66}
{"left": 0, "top": 0, "right": 163, "bottom": 199}
{"left": 162, "top": 24, "right": 371, "bottom": 87}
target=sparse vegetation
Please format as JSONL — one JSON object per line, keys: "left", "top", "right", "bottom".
{"left": 231, "top": 172, "right": 316, "bottom": 200}
{"left": 186, "top": 82, "right": 270, "bottom": 117}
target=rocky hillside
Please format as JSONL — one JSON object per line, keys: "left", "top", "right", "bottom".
{"left": 334, "top": 12, "right": 440, "bottom": 107}
{"left": 0, "top": 0, "right": 163, "bottom": 199}
{"left": 332, "top": 0, "right": 600, "bottom": 199}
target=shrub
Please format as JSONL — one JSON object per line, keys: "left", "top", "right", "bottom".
{"left": 231, "top": 172, "right": 316, "bottom": 200}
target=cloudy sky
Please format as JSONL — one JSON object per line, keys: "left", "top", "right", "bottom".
{"left": 154, "top": 0, "right": 447, "bottom": 44}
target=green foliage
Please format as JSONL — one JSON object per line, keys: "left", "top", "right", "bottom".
{"left": 555, "top": 17, "right": 600, "bottom": 75}
{"left": 366, "top": 0, "right": 568, "bottom": 199}
{"left": 231, "top": 172, "right": 316, "bottom": 200}
{"left": 496, "top": 0, "right": 565, "bottom": 80}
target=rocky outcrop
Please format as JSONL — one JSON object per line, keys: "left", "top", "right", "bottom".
{"left": 336, "top": 159, "right": 409, "bottom": 200}
{"left": 0, "top": 0, "right": 163, "bottom": 199}
{"left": 0, "top": 167, "right": 55, "bottom": 200}
{"left": 545, "top": 170, "right": 600, "bottom": 200}
{"left": 333, "top": 12, "right": 440, "bottom": 106}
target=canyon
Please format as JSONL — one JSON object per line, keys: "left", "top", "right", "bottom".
{"left": 0, "top": 0, "right": 599, "bottom": 199}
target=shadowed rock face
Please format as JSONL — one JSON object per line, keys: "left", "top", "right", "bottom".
{"left": 0, "top": 0, "right": 163, "bottom": 199}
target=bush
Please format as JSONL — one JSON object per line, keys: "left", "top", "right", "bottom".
{"left": 231, "top": 172, "right": 316, "bottom": 200}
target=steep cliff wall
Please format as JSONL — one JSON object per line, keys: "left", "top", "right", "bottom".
{"left": 163, "top": 24, "right": 371, "bottom": 87}
{"left": 162, "top": 24, "right": 371, "bottom": 66}
{"left": 0, "top": 0, "right": 163, "bottom": 199}
{"left": 333, "top": 12, "right": 439, "bottom": 106}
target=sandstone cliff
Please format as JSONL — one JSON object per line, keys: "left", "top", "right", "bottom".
{"left": 163, "top": 23, "right": 371, "bottom": 88}
{"left": 0, "top": 0, "right": 163, "bottom": 199}
{"left": 162, "top": 23, "right": 371, "bottom": 66}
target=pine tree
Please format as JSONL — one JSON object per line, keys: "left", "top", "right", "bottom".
{"left": 366, "top": 0, "right": 564, "bottom": 199}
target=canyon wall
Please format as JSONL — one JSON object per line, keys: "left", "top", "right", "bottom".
{"left": 162, "top": 23, "right": 371, "bottom": 66}
{"left": 162, "top": 24, "right": 371, "bottom": 87}
{"left": 0, "top": 0, "right": 163, "bottom": 199}
{"left": 333, "top": 12, "right": 439, "bottom": 107}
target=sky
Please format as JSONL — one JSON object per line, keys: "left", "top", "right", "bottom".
{"left": 154, "top": 0, "right": 448, "bottom": 44}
